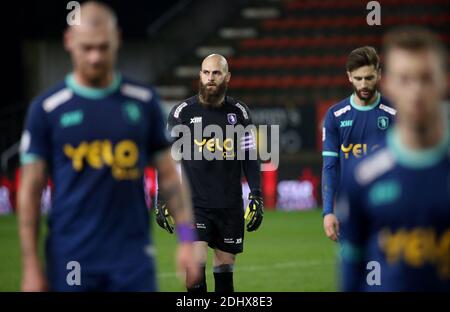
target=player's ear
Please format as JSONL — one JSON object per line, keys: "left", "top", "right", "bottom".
{"left": 381, "top": 74, "right": 391, "bottom": 100}
{"left": 437, "top": 68, "right": 447, "bottom": 98}
{"left": 116, "top": 29, "right": 122, "bottom": 49}
{"left": 63, "top": 28, "right": 72, "bottom": 52}
{"left": 346, "top": 71, "right": 352, "bottom": 83}
{"left": 226, "top": 71, "right": 231, "bottom": 83}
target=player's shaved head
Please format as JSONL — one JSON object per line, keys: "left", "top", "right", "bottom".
{"left": 64, "top": 1, "right": 120, "bottom": 87}
{"left": 199, "top": 54, "right": 231, "bottom": 106}
{"left": 201, "top": 54, "right": 229, "bottom": 73}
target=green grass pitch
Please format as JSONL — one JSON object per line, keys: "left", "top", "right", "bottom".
{"left": 0, "top": 209, "right": 338, "bottom": 291}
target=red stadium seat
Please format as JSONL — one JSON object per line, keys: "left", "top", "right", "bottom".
{"left": 240, "top": 35, "right": 450, "bottom": 50}
{"left": 262, "top": 14, "right": 450, "bottom": 30}
{"left": 285, "top": 0, "right": 449, "bottom": 10}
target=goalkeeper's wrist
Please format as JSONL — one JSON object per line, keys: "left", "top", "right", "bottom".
{"left": 156, "top": 189, "right": 165, "bottom": 202}
{"left": 249, "top": 189, "right": 262, "bottom": 198}
{"left": 176, "top": 223, "right": 197, "bottom": 243}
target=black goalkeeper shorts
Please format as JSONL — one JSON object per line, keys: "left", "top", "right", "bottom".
{"left": 193, "top": 207, "right": 245, "bottom": 255}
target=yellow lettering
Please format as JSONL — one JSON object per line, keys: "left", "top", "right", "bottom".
{"left": 194, "top": 139, "right": 206, "bottom": 152}
{"left": 215, "top": 138, "right": 223, "bottom": 152}
{"left": 380, "top": 227, "right": 450, "bottom": 280}
{"left": 112, "top": 165, "right": 140, "bottom": 180}
{"left": 437, "top": 229, "right": 450, "bottom": 279}
{"left": 404, "top": 228, "right": 434, "bottom": 267}
{"left": 64, "top": 142, "right": 88, "bottom": 171}
{"left": 223, "top": 138, "right": 233, "bottom": 151}
{"left": 353, "top": 144, "right": 362, "bottom": 158}
{"left": 341, "top": 144, "right": 353, "bottom": 159}
{"left": 206, "top": 139, "right": 215, "bottom": 152}
{"left": 87, "top": 140, "right": 102, "bottom": 169}
{"left": 101, "top": 140, "right": 114, "bottom": 166}
{"left": 114, "top": 140, "right": 138, "bottom": 168}
{"left": 64, "top": 139, "right": 140, "bottom": 180}
{"left": 379, "top": 228, "right": 407, "bottom": 264}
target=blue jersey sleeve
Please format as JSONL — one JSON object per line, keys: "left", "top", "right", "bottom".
{"left": 20, "top": 99, "right": 52, "bottom": 165}
{"left": 336, "top": 169, "right": 369, "bottom": 291}
{"left": 147, "top": 91, "right": 171, "bottom": 160}
{"left": 322, "top": 108, "right": 340, "bottom": 216}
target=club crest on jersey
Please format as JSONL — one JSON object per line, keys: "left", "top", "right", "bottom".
{"left": 227, "top": 113, "right": 237, "bottom": 125}
{"left": 122, "top": 101, "right": 141, "bottom": 124}
{"left": 377, "top": 116, "right": 389, "bottom": 130}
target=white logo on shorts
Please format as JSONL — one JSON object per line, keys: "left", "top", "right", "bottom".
{"left": 196, "top": 223, "right": 206, "bottom": 229}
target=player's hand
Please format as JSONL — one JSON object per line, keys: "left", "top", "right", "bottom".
{"left": 245, "top": 192, "right": 264, "bottom": 232}
{"left": 176, "top": 242, "right": 201, "bottom": 288}
{"left": 323, "top": 213, "right": 340, "bottom": 242}
{"left": 155, "top": 200, "right": 174, "bottom": 233}
{"left": 21, "top": 264, "right": 48, "bottom": 292}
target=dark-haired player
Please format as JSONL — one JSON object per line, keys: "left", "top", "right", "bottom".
{"left": 322, "top": 46, "right": 396, "bottom": 242}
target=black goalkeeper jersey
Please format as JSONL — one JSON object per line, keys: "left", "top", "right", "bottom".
{"left": 167, "top": 95, "right": 261, "bottom": 210}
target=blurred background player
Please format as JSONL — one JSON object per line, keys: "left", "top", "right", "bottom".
{"left": 322, "top": 46, "right": 396, "bottom": 242}
{"left": 156, "top": 54, "right": 264, "bottom": 292}
{"left": 17, "top": 1, "right": 199, "bottom": 291}
{"left": 338, "top": 26, "right": 449, "bottom": 291}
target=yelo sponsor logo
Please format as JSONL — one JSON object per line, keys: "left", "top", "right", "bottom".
{"left": 63, "top": 139, "right": 140, "bottom": 180}
{"left": 379, "top": 227, "right": 450, "bottom": 280}
{"left": 340, "top": 143, "right": 381, "bottom": 159}
{"left": 194, "top": 138, "right": 235, "bottom": 159}
{"left": 341, "top": 143, "right": 368, "bottom": 159}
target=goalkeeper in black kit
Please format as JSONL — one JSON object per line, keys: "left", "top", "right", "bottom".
{"left": 156, "top": 54, "right": 263, "bottom": 292}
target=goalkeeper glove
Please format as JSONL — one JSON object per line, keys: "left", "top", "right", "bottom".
{"left": 155, "top": 199, "right": 174, "bottom": 234}
{"left": 244, "top": 191, "right": 264, "bottom": 232}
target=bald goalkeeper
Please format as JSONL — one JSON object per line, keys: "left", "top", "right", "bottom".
{"left": 156, "top": 54, "right": 264, "bottom": 292}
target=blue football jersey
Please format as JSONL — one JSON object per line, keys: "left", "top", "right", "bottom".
{"left": 337, "top": 128, "right": 450, "bottom": 291}
{"left": 322, "top": 92, "right": 396, "bottom": 215}
{"left": 20, "top": 72, "right": 170, "bottom": 271}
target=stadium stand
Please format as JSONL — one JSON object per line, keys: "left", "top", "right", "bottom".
{"left": 155, "top": 0, "right": 450, "bottom": 106}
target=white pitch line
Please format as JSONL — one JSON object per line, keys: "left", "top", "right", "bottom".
{"left": 157, "top": 259, "right": 335, "bottom": 279}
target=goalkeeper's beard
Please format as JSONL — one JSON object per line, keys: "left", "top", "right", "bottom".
{"left": 199, "top": 80, "right": 228, "bottom": 106}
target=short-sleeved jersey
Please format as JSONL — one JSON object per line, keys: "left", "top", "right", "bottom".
{"left": 167, "top": 95, "right": 259, "bottom": 210}
{"left": 20, "top": 72, "right": 170, "bottom": 270}
{"left": 323, "top": 92, "right": 396, "bottom": 169}
{"left": 337, "top": 128, "right": 450, "bottom": 291}
{"left": 321, "top": 92, "right": 396, "bottom": 215}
